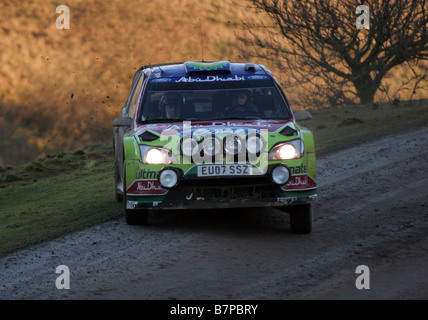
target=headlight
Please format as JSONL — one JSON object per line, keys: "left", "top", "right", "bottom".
{"left": 202, "top": 136, "right": 221, "bottom": 157}
{"left": 140, "top": 145, "right": 178, "bottom": 164}
{"left": 270, "top": 164, "right": 290, "bottom": 185}
{"left": 158, "top": 168, "right": 180, "bottom": 189}
{"left": 224, "top": 135, "right": 244, "bottom": 156}
{"left": 180, "top": 136, "right": 200, "bottom": 158}
{"left": 145, "top": 148, "right": 165, "bottom": 164}
{"left": 246, "top": 134, "right": 266, "bottom": 156}
{"left": 268, "top": 139, "right": 304, "bottom": 160}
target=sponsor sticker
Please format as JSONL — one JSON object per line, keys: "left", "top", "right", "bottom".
{"left": 126, "top": 180, "right": 168, "bottom": 195}
{"left": 282, "top": 174, "right": 317, "bottom": 190}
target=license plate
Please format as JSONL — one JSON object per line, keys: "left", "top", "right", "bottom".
{"left": 197, "top": 164, "right": 252, "bottom": 177}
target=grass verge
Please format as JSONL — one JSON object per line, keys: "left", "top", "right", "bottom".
{"left": 303, "top": 99, "right": 428, "bottom": 156}
{"left": 0, "top": 144, "right": 123, "bottom": 257}
{"left": 0, "top": 99, "right": 427, "bottom": 257}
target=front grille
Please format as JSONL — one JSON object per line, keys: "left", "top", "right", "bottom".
{"left": 180, "top": 177, "right": 276, "bottom": 201}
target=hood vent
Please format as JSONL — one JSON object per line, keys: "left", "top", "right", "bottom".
{"left": 138, "top": 131, "right": 159, "bottom": 142}
{"left": 279, "top": 126, "right": 298, "bottom": 137}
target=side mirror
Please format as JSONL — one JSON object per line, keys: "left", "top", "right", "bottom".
{"left": 294, "top": 110, "right": 313, "bottom": 121}
{"left": 112, "top": 117, "right": 132, "bottom": 127}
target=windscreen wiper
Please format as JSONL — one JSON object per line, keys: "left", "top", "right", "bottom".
{"left": 212, "top": 117, "right": 261, "bottom": 120}
{"left": 141, "top": 119, "right": 187, "bottom": 124}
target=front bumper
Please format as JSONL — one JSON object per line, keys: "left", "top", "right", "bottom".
{"left": 124, "top": 160, "right": 317, "bottom": 211}
{"left": 126, "top": 175, "right": 317, "bottom": 211}
{"left": 126, "top": 195, "right": 317, "bottom": 211}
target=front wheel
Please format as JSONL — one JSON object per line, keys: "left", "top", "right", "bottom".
{"left": 114, "top": 144, "right": 123, "bottom": 202}
{"left": 288, "top": 204, "right": 312, "bottom": 234}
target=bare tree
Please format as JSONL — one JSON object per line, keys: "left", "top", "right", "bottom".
{"left": 239, "top": 0, "right": 427, "bottom": 106}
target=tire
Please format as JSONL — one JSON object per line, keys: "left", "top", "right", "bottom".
{"left": 113, "top": 144, "right": 123, "bottom": 202}
{"left": 288, "top": 204, "right": 312, "bottom": 234}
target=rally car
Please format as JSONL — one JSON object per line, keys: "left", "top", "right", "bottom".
{"left": 113, "top": 61, "right": 316, "bottom": 233}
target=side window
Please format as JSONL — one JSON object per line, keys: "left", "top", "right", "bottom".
{"left": 127, "top": 74, "right": 145, "bottom": 119}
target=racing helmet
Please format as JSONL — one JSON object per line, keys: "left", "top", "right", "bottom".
{"left": 159, "top": 92, "right": 185, "bottom": 108}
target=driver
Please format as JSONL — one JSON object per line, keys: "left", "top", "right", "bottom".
{"left": 224, "top": 90, "right": 257, "bottom": 115}
{"left": 159, "top": 92, "right": 184, "bottom": 119}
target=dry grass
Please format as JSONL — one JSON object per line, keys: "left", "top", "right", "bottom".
{"left": 303, "top": 99, "right": 428, "bottom": 155}
{"left": 0, "top": 0, "right": 426, "bottom": 165}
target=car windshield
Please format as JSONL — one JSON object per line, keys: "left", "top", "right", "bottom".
{"left": 139, "top": 79, "right": 291, "bottom": 122}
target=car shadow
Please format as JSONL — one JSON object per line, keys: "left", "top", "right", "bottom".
{"left": 137, "top": 207, "right": 296, "bottom": 236}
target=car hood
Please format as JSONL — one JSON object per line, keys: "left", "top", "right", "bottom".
{"left": 134, "top": 119, "right": 297, "bottom": 139}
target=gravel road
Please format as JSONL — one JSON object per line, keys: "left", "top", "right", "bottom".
{"left": 1, "top": 126, "right": 427, "bottom": 300}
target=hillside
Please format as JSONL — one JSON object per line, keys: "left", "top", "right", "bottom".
{"left": 0, "top": 0, "right": 252, "bottom": 165}
{"left": 0, "top": 0, "right": 427, "bottom": 165}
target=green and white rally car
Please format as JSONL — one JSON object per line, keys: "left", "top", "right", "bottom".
{"left": 113, "top": 61, "right": 316, "bottom": 233}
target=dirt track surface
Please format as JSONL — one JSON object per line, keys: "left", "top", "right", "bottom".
{"left": 1, "top": 126, "right": 427, "bottom": 300}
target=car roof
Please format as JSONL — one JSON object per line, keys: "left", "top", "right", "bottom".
{"left": 141, "top": 61, "right": 271, "bottom": 80}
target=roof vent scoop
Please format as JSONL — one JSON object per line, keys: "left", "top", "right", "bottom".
{"left": 244, "top": 63, "right": 256, "bottom": 72}
{"left": 184, "top": 61, "right": 231, "bottom": 74}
